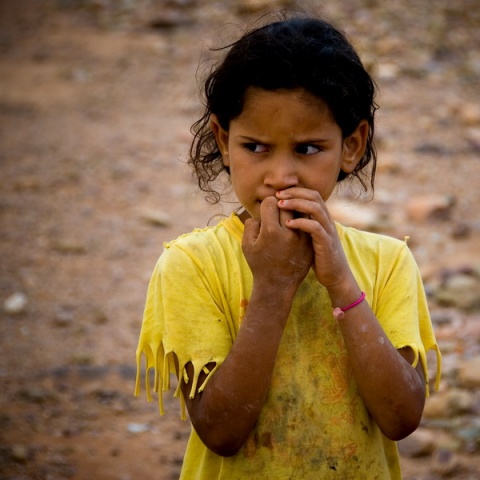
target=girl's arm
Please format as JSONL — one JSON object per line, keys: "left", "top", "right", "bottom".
{"left": 180, "top": 197, "right": 312, "bottom": 456}
{"left": 180, "top": 284, "right": 295, "bottom": 457}
{"left": 326, "top": 279, "right": 425, "bottom": 440}
{"left": 277, "top": 187, "right": 426, "bottom": 440}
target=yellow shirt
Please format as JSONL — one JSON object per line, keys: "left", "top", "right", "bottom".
{"left": 136, "top": 213, "right": 441, "bottom": 479}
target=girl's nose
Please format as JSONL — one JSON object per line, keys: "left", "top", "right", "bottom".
{"left": 264, "top": 156, "right": 299, "bottom": 191}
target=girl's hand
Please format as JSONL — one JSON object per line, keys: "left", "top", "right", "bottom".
{"left": 242, "top": 196, "right": 313, "bottom": 293}
{"left": 276, "top": 188, "right": 352, "bottom": 290}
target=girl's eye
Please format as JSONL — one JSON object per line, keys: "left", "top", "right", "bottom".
{"left": 296, "top": 144, "right": 320, "bottom": 155}
{"left": 244, "top": 143, "right": 268, "bottom": 153}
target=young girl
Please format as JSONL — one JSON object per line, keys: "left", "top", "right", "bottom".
{"left": 136, "top": 13, "right": 441, "bottom": 479}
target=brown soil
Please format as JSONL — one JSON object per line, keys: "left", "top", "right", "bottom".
{"left": 1, "top": 1, "right": 479, "bottom": 479}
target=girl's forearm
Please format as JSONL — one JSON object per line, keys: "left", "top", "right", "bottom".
{"left": 182, "top": 281, "right": 297, "bottom": 456}
{"left": 328, "top": 282, "right": 426, "bottom": 440}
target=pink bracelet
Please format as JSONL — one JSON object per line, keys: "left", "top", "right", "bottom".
{"left": 333, "top": 291, "right": 366, "bottom": 320}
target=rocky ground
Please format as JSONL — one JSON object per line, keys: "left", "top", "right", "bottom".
{"left": 1, "top": 0, "right": 480, "bottom": 479}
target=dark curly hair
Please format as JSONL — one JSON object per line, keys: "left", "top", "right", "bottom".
{"left": 189, "top": 13, "right": 378, "bottom": 204}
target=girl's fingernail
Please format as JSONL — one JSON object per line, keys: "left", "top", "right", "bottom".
{"left": 278, "top": 199, "right": 286, "bottom": 206}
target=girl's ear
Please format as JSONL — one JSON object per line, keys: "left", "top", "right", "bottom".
{"left": 210, "top": 114, "right": 230, "bottom": 167}
{"left": 341, "top": 119, "right": 369, "bottom": 173}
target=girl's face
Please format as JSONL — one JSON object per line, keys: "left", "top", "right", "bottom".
{"left": 211, "top": 87, "right": 367, "bottom": 220}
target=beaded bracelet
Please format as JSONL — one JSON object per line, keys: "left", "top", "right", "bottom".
{"left": 333, "top": 291, "right": 366, "bottom": 320}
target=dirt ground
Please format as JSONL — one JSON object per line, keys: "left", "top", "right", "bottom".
{"left": 1, "top": 1, "right": 480, "bottom": 479}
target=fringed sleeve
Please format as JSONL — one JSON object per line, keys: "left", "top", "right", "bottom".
{"left": 338, "top": 223, "right": 441, "bottom": 397}
{"left": 374, "top": 240, "right": 441, "bottom": 396}
{"left": 135, "top": 239, "right": 235, "bottom": 419}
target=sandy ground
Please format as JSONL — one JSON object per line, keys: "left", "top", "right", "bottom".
{"left": 1, "top": 1, "right": 480, "bottom": 478}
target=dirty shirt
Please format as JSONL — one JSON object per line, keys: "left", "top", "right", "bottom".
{"left": 135, "top": 213, "right": 441, "bottom": 480}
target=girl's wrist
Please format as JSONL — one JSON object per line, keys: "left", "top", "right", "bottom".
{"left": 325, "top": 276, "right": 362, "bottom": 309}
{"left": 332, "top": 291, "right": 366, "bottom": 320}
{"left": 251, "top": 277, "right": 298, "bottom": 305}
{"left": 246, "top": 282, "right": 296, "bottom": 331}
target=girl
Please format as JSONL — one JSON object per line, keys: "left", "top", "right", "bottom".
{"left": 136, "top": 13, "right": 441, "bottom": 479}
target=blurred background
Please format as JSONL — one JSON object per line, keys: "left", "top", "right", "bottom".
{"left": 1, "top": 0, "right": 479, "bottom": 478}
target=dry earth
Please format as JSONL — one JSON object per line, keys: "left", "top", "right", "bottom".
{"left": 1, "top": 1, "right": 480, "bottom": 479}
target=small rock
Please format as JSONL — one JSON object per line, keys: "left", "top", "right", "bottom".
{"left": 53, "top": 306, "right": 75, "bottom": 327}
{"left": 92, "top": 306, "right": 108, "bottom": 325}
{"left": 398, "top": 428, "right": 436, "bottom": 457}
{"left": 414, "top": 142, "right": 450, "bottom": 156}
{"left": 149, "top": 10, "right": 194, "bottom": 29}
{"left": 51, "top": 239, "right": 87, "bottom": 254}
{"left": 69, "top": 68, "right": 89, "bottom": 83}
{"left": 10, "top": 444, "right": 29, "bottom": 463}
{"left": 405, "top": 194, "right": 455, "bottom": 222}
{"left": 450, "top": 222, "right": 471, "bottom": 239}
{"left": 473, "top": 264, "right": 480, "bottom": 280}
{"left": 435, "top": 274, "right": 480, "bottom": 310}
{"left": 127, "top": 423, "right": 149, "bottom": 433}
{"left": 457, "top": 357, "right": 480, "bottom": 388}
{"left": 71, "top": 354, "right": 94, "bottom": 366}
{"left": 375, "top": 37, "right": 404, "bottom": 56}
{"left": 49, "top": 451, "right": 68, "bottom": 466}
{"left": 465, "top": 127, "right": 480, "bottom": 150}
{"left": 3, "top": 292, "right": 28, "bottom": 314}
{"left": 430, "top": 309, "right": 457, "bottom": 326}
{"left": 459, "top": 104, "right": 480, "bottom": 126}
{"left": 445, "top": 389, "right": 476, "bottom": 415}
{"left": 432, "top": 448, "right": 459, "bottom": 476}
{"left": 455, "top": 425, "right": 480, "bottom": 452}
{"left": 377, "top": 62, "right": 399, "bottom": 81}
{"left": 375, "top": 154, "right": 402, "bottom": 175}
{"left": 111, "top": 447, "right": 121, "bottom": 457}
{"left": 423, "top": 388, "right": 475, "bottom": 418}
{"left": 423, "top": 393, "right": 450, "bottom": 419}
{"left": 140, "top": 209, "right": 171, "bottom": 227}
{"left": 19, "top": 387, "right": 55, "bottom": 404}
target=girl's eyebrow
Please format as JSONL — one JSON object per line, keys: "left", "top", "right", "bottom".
{"left": 236, "top": 134, "right": 331, "bottom": 144}
{"left": 296, "top": 137, "right": 331, "bottom": 144}
{"left": 236, "top": 135, "right": 265, "bottom": 142}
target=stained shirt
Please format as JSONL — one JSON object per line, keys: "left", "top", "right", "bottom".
{"left": 135, "top": 213, "right": 441, "bottom": 479}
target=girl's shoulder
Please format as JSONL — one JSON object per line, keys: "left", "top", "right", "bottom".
{"left": 162, "top": 213, "right": 243, "bottom": 256}
{"left": 155, "top": 213, "right": 247, "bottom": 282}
{"left": 336, "top": 222, "right": 412, "bottom": 257}
{"left": 336, "top": 223, "right": 421, "bottom": 288}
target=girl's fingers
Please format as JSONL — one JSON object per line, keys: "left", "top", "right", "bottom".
{"left": 276, "top": 188, "right": 330, "bottom": 217}
{"left": 278, "top": 197, "right": 334, "bottom": 233}
{"left": 276, "top": 187, "right": 325, "bottom": 203}
{"left": 260, "top": 196, "right": 280, "bottom": 223}
{"left": 279, "top": 207, "right": 294, "bottom": 228}
{"left": 260, "top": 196, "right": 294, "bottom": 229}
{"left": 285, "top": 216, "right": 322, "bottom": 234}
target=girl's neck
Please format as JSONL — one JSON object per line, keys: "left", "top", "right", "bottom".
{"left": 238, "top": 209, "right": 251, "bottom": 224}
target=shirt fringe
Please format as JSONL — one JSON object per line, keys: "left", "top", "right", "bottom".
{"left": 135, "top": 343, "right": 220, "bottom": 421}
{"left": 432, "top": 344, "right": 442, "bottom": 393}
{"left": 397, "top": 342, "right": 441, "bottom": 398}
